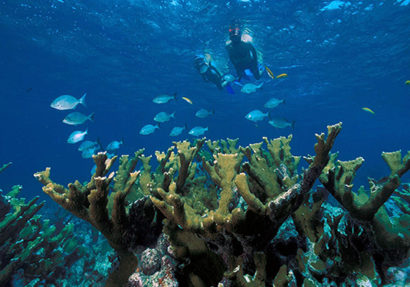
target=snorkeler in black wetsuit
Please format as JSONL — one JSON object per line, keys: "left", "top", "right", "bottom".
{"left": 194, "top": 55, "right": 230, "bottom": 89}
{"left": 226, "top": 24, "right": 261, "bottom": 80}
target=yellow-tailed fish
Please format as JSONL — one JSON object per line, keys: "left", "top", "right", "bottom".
{"left": 182, "top": 97, "right": 193, "bottom": 104}
{"left": 405, "top": 80, "right": 410, "bottom": 85}
{"left": 265, "top": 66, "right": 275, "bottom": 79}
{"left": 276, "top": 73, "right": 288, "bottom": 79}
{"left": 362, "top": 107, "right": 375, "bottom": 114}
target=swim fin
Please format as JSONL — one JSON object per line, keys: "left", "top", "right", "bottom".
{"left": 226, "top": 84, "right": 235, "bottom": 94}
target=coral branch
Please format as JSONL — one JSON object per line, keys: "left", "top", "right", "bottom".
{"left": 174, "top": 139, "right": 204, "bottom": 190}
{"left": 34, "top": 152, "right": 156, "bottom": 287}
{"left": 320, "top": 149, "right": 409, "bottom": 221}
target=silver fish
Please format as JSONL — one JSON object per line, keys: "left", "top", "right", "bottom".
{"left": 195, "top": 109, "right": 214, "bottom": 119}
{"left": 169, "top": 126, "right": 186, "bottom": 137}
{"left": 78, "top": 140, "right": 99, "bottom": 151}
{"left": 153, "top": 93, "right": 177, "bottom": 104}
{"left": 268, "top": 118, "right": 295, "bottom": 129}
{"left": 51, "top": 93, "right": 86, "bottom": 110}
{"left": 264, "top": 98, "right": 284, "bottom": 109}
{"left": 81, "top": 146, "right": 99, "bottom": 159}
{"left": 67, "top": 129, "right": 87, "bottom": 144}
{"left": 223, "top": 74, "right": 235, "bottom": 82}
{"left": 63, "top": 112, "right": 94, "bottom": 125}
{"left": 222, "top": 74, "right": 236, "bottom": 87}
{"left": 106, "top": 140, "right": 123, "bottom": 151}
{"left": 154, "top": 112, "right": 175, "bottom": 123}
{"left": 245, "top": 110, "right": 269, "bottom": 122}
{"left": 139, "top": 124, "right": 159, "bottom": 135}
{"left": 241, "top": 82, "right": 263, "bottom": 94}
{"left": 188, "top": 126, "right": 208, "bottom": 137}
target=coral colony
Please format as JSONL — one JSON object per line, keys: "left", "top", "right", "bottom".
{"left": 1, "top": 123, "right": 408, "bottom": 286}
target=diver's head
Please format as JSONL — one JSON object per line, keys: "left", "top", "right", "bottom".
{"left": 229, "top": 25, "right": 242, "bottom": 43}
{"left": 194, "top": 55, "right": 209, "bottom": 74}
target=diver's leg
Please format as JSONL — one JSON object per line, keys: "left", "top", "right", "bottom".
{"left": 251, "top": 63, "right": 261, "bottom": 80}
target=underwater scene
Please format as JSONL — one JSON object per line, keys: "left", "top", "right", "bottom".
{"left": 0, "top": 0, "right": 409, "bottom": 286}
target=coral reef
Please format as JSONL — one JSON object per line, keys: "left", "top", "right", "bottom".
{"left": 149, "top": 123, "right": 341, "bottom": 286}
{"left": 0, "top": 163, "right": 84, "bottom": 286}
{"left": 34, "top": 152, "right": 164, "bottom": 287}
{"left": 127, "top": 234, "right": 178, "bottom": 287}
{"left": 293, "top": 150, "right": 410, "bottom": 285}
{"left": 33, "top": 123, "right": 410, "bottom": 286}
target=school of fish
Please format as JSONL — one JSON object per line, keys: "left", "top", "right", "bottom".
{"left": 239, "top": 65, "right": 294, "bottom": 129}
{"left": 50, "top": 93, "right": 124, "bottom": 172}
{"left": 50, "top": 64, "right": 296, "bottom": 170}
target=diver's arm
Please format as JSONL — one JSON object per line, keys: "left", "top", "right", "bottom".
{"left": 226, "top": 43, "right": 243, "bottom": 79}
{"left": 248, "top": 43, "right": 258, "bottom": 66}
{"left": 207, "top": 66, "right": 223, "bottom": 89}
{"left": 248, "top": 43, "right": 261, "bottom": 80}
{"left": 208, "top": 61, "right": 217, "bottom": 71}
{"left": 235, "top": 67, "right": 243, "bottom": 80}
{"left": 229, "top": 51, "right": 243, "bottom": 78}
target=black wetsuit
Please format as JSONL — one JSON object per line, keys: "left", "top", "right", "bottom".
{"left": 194, "top": 57, "right": 223, "bottom": 89}
{"left": 203, "top": 64, "right": 223, "bottom": 89}
{"left": 226, "top": 41, "right": 260, "bottom": 80}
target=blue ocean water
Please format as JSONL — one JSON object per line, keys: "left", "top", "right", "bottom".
{"left": 0, "top": 0, "right": 409, "bottom": 204}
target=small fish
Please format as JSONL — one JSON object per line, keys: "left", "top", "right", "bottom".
{"left": 195, "top": 108, "right": 214, "bottom": 119}
{"left": 245, "top": 110, "right": 269, "bottom": 122}
{"left": 139, "top": 124, "right": 159, "bottom": 135}
{"left": 51, "top": 93, "right": 86, "bottom": 110}
{"left": 265, "top": 66, "right": 275, "bottom": 79}
{"left": 154, "top": 112, "right": 175, "bottom": 123}
{"left": 362, "top": 107, "right": 375, "bottom": 114}
{"left": 241, "top": 82, "right": 263, "bottom": 94}
{"left": 405, "top": 80, "right": 410, "bottom": 85}
{"left": 67, "top": 129, "right": 87, "bottom": 144}
{"left": 78, "top": 140, "right": 99, "bottom": 152}
{"left": 153, "top": 93, "right": 177, "bottom": 104}
{"left": 264, "top": 98, "right": 285, "bottom": 109}
{"left": 188, "top": 126, "right": 208, "bottom": 137}
{"left": 63, "top": 112, "right": 94, "bottom": 125}
{"left": 223, "top": 74, "right": 235, "bottom": 83}
{"left": 268, "top": 118, "right": 294, "bottom": 129}
{"left": 222, "top": 74, "right": 235, "bottom": 91}
{"left": 81, "top": 146, "right": 100, "bottom": 159}
{"left": 182, "top": 97, "right": 193, "bottom": 104}
{"left": 169, "top": 126, "right": 186, "bottom": 137}
{"left": 276, "top": 73, "right": 288, "bottom": 79}
{"left": 106, "top": 140, "right": 123, "bottom": 151}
